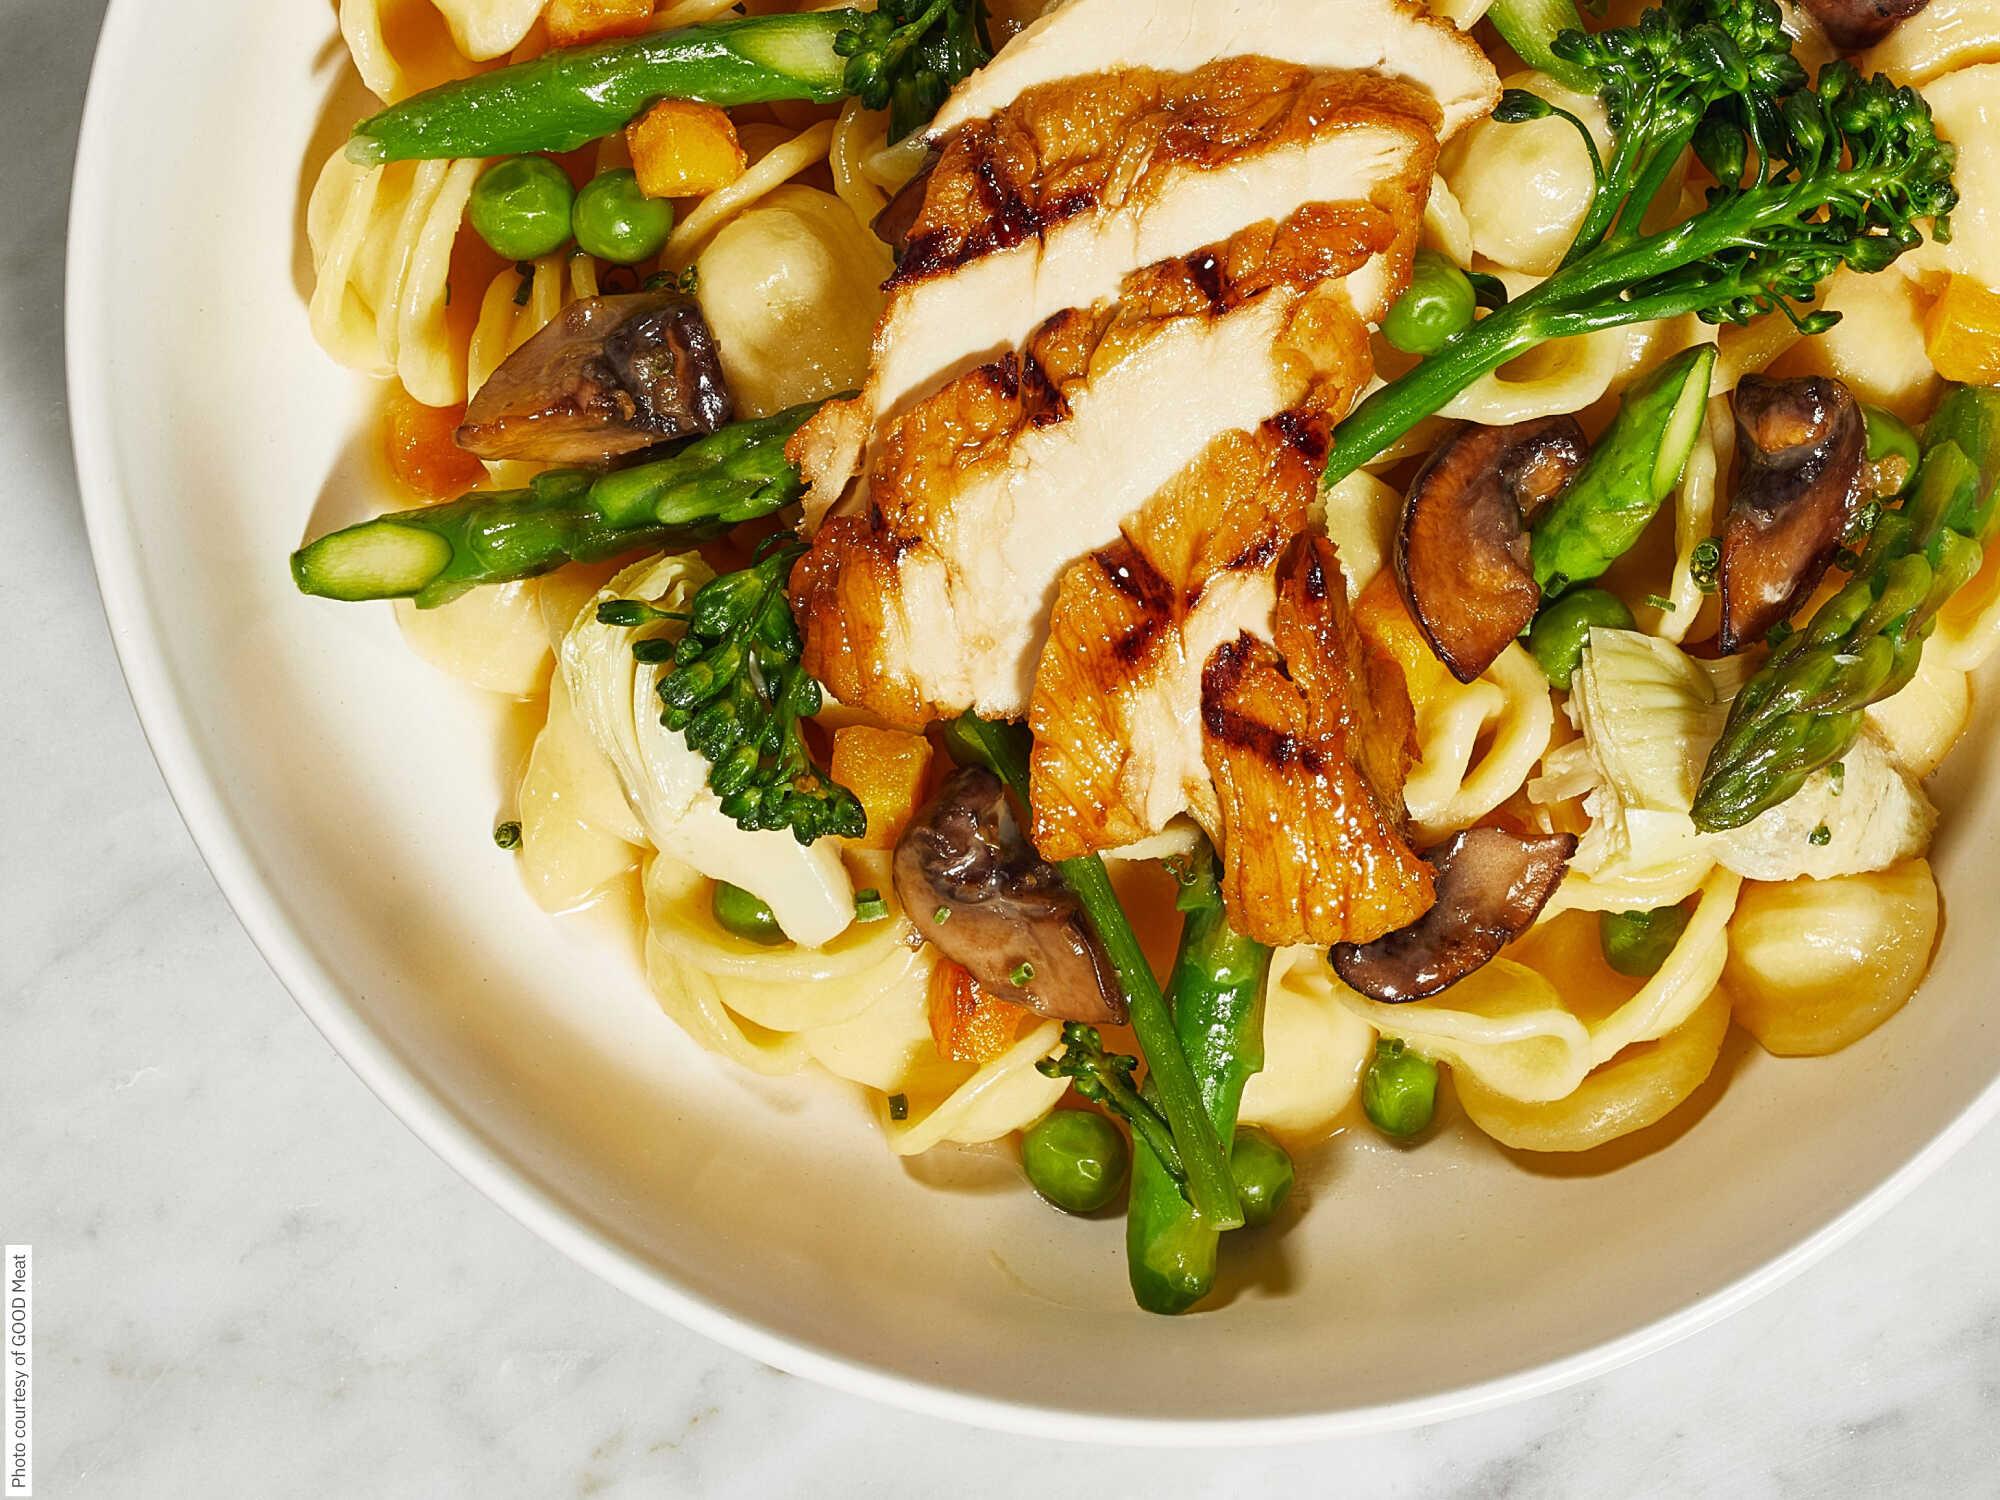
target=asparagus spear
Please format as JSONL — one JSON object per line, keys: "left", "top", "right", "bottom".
{"left": 1691, "top": 384, "right": 2000, "bottom": 831}
{"left": 948, "top": 715, "right": 1246, "bottom": 1232}
{"left": 1125, "top": 848, "right": 1274, "bottom": 1315}
{"left": 1530, "top": 344, "right": 1716, "bottom": 596}
{"left": 290, "top": 402, "right": 821, "bottom": 608}
{"left": 346, "top": 0, "right": 988, "bottom": 164}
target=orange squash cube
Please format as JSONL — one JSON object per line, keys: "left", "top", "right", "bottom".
{"left": 546, "top": 0, "right": 655, "bottom": 46}
{"left": 1924, "top": 273, "right": 2000, "bottom": 385}
{"left": 829, "top": 725, "right": 933, "bottom": 850}
{"left": 1352, "top": 570, "right": 1451, "bottom": 712}
{"left": 626, "top": 99, "right": 748, "bottom": 200}
{"left": 382, "top": 384, "right": 485, "bottom": 503}
{"left": 928, "top": 960, "right": 1022, "bottom": 1065}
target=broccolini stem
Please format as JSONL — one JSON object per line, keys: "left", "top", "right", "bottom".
{"left": 1126, "top": 847, "right": 1274, "bottom": 1315}
{"left": 950, "top": 715, "right": 1246, "bottom": 1231}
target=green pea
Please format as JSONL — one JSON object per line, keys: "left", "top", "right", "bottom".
{"left": 1528, "top": 586, "right": 1636, "bottom": 690}
{"left": 712, "top": 881, "right": 785, "bottom": 945}
{"left": 1230, "top": 1126, "right": 1294, "bottom": 1228}
{"left": 467, "top": 156, "right": 575, "bottom": 262}
{"left": 1382, "top": 249, "right": 1478, "bottom": 356}
{"left": 573, "top": 168, "right": 675, "bottom": 265}
{"left": 1598, "top": 903, "right": 1692, "bottom": 977}
{"left": 1362, "top": 1038, "right": 1439, "bottom": 1140}
{"left": 1022, "top": 1109, "right": 1129, "bottom": 1214}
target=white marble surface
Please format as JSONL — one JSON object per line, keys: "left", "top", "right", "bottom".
{"left": 7, "top": 0, "right": 2000, "bottom": 1492}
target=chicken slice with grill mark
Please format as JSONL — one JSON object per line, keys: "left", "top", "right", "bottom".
{"left": 790, "top": 204, "right": 1400, "bottom": 727}
{"left": 790, "top": 60, "right": 1453, "bottom": 521}
{"left": 1199, "top": 536, "right": 1434, "bottom": 947}
{"left": 930, "top": 0, "right": 1500, "bottom": 144}
{"left": 1028, "top": 424, "right": 1323, "bottom": 860}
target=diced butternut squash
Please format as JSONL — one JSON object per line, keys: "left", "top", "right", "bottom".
{"left": 1924, "top": 273, "right": 2000, "bottom": 384}
{"left": 1352, "top": 570, "right": 1452, "bottom": 712}
{"left": 928, "top": 960, "right": 1023, "bottom": 1065}
{"left": 829, "top": 725, "right": 933, "bottom": 849}
{"left": 546, "top": 0, "right": 655, "bottom": 46}
{"left": 627, "top": 99, "right": 748, "bottom": 200}
{"left": 382, "top": 383, "right": 485, "bottom": 503}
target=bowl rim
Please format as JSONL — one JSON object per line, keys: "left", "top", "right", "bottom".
{"left": 63, "top": 0, "right": 2000, "bottom": 1447}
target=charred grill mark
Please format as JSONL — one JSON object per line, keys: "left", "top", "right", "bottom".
{"left": 989, "top": 350, "right": 1022, "bottom": 401}
{"left": 1300, "top": 541, "right": 1331, "bottom": 602}
{"left": 1225, "top": 532, "right": 1283, "bottom": 574}
{"left": 1094, "top": 545, "right": 1175, "bottom": 614}
{"left": 1200, "top": 635, "right": 1328, "bottom": 775}
{"left": 1112, "top": 616, "right": 1163, "bottom": 665}
{"left": 888, "top": 140, "right": 1101, "bottom": 288}
{"left": 1266, "top": 410, "right": 1329, "bottom": 467}
{"left": 1186, "top": 250, "right": 1228, "bottom": 311}
{"left": 1019, "top": 352, "right": 1071, "bottom": 428}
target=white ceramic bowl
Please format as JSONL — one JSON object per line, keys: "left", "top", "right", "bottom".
{"left": 68, "top": 0, "right": 2000, "bottom": 1443}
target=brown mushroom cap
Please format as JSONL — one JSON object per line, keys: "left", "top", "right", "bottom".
{"left": 871, "top": 157, "right": 938, "bottom": 261}
{"left": 1330, "top": 825, "right": 1578, "bottom": 1002}
{"left": 1396, "top": 416, "right": 1590, "bottom": 684}
{"left": 1795, "top": 0, "right": 1929, "bottom": 51}
{"left": 1717, "top": 374, "right": 1866, "bottom": 654}
{"left": 892, "top": 767, "right": 1127, "bottom": 1025}
{"left": 457, "top": 291, "right": 733, "bottom": 466}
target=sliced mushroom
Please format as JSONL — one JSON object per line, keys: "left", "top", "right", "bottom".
{"left": 871, "top": 156, "right": 938, "bottom": 262}
{"left": 457, "top": 291, "right": 733, "bottom": 466}
{"left": 893, "top": 767, "right": 1127, "bottom": 1025}
{"left": 1796, "top": 0, "right": 1929, "bottom": 50}
{"left": 1330, "top": 825, "right": 1577, "bottom": 1002}
{"left": 1396, "top": 416, "right": 1590, "bottom": 684}
{"left": 1717, "top": 374, "right": 1866, "bottom": 654}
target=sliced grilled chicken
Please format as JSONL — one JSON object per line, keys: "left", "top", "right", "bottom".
{"left": 790, "top": 60, "right": 1452, "bottom": 521}
{"left": 930, "top": 0, "right": 1500, "bottom": 144}
{"left": 791, "top": 202, "right": 1404, "bottom": 726}
{"left": 1028, "top": 425, "right": 1323, "bottom": 860}
{"left": 1199, "top": 536, "right": 1435, "bottom": 947}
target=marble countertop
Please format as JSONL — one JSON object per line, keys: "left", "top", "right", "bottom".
{"left": 7, "top": 1, "right": 1999, "bottom": 1493}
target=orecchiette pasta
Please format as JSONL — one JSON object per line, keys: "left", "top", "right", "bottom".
{"left": 1455, "top": 986, "right": 1731, "bottom": 1152}
{"left": 1443, "top": 72, "right": 1611, "bottom": 278}
{"left": 340, "top": 0, "right": 543, "bottom": 102}
{"left": 394, "top": 580, "right": 552, "bottom": 695}
{"left": 1909, "top": 64, "right": 2000, "bottom": 288}
{"left": 1866, "top": 654, "right": 1973, "bottom": 777}
{"left": 1770, "top": 266, "right": 1939, "bottom": 421}
{"left": 1865, "top": 0, "right": 2000, "bottom": 88}
{"left": 1404, "top": 644, "right": 1555, "bottom": 837}
{"left": 1724, "top": 861, "right": 1940, "bottom": 1055}
{"left": 695, "top": 186, "right": 891, "bottom": 417}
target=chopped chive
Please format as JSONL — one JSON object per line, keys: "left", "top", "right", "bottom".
{"left": 1691, "top": 537, "right": 1720, "bottom": 592}
{"left": 887, "top": 1093, "right": 909, "bottom": 1121}
{"left": 854, "top": 888, "right": 889, "bottom": 922}
{"left": 1809, "top": 823, "right": 1831, "bottom": 846}
{"left": 493, "top": 821, "right": 523, "bottom": 850}
{"left": 1010, "top": 961, "right": 1035, "bottom": 987}
{"left": 932, "top": 906, "right": 951, "bottom": 924}
{"left": 1830, "top": 761, "right": 1845, "bottom": 795}
{"left": 1646, "top": 593, "right": 1676, "bottom": 612}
